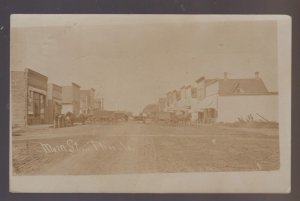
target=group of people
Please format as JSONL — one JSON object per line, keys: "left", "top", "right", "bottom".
{"left": 54, "top": 112, "right": 87, "bottom": 128}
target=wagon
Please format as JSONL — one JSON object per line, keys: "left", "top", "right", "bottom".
{"left": 94, "top": 111, "right": 117, "bottom": 123}
{"left": 155, "top": 112, "right": 176, "bottom": 125}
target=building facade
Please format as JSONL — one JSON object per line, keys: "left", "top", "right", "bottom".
{"left": 61, "top": 83, "right": 81, "bottom": 115}
{"left": 191, "top": 72, "right": 278, "bottom": 123}
{"left": 161, "top": 72, "right": 278, "bottom": 123}
{"left": 158, "top": 97, "right": 167, "bottom": 112}
{"left": 80, "top": 88, "right": 96, "bottom": 115}
{"left": 46, "top": 83, "right": 62, "bottom": 123}
{"left": 11, "top": 68, "right": 48, "bottom": 128}
{"left": 94, "top": 98, "right": 104, "bottom": 112}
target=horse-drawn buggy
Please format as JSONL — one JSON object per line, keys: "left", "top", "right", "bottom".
{"left": 155, "top": 112, "right": 175, "bottom": 125}
{"left": 93, "top": 110, "right": 129, "bottom": 123}
{"left": 53, "top": 112, "right": 87, "bottom": 128}
{"left": 155, "top": 111, "right": 192, "bottom": 126}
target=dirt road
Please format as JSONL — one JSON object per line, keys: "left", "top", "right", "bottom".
{"left": 12, "top": 122, "right": 279, "bottom": 175}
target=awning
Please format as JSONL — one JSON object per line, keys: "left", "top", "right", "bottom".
{"left": 192, "top": 95, "right": 218, "bottom": 112}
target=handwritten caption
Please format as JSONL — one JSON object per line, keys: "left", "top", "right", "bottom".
{"left": 39, "top": 139, "right": 134, "bottom": 154}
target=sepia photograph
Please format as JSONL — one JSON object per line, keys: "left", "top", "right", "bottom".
{"left": 9, "top": 14, "right": 291, "bottom": 193}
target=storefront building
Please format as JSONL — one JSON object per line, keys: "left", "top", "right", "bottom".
{"left": 62, "top": 83, "right": 81, "bottom": 115}
{"left": 80, "top": 88, "right": 96, "bottom": 115}
{"left": 11, "top": 68, "right": 48, "bottom": 127}
{"left": 46, "top": 83, "right": 62, "bottom": 123}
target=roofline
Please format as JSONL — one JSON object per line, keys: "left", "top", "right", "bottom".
{"left": 205, "top": 79, "right": 218, "bottom": 86}
{"left": 72, "top": 82, "right": 80, "bottom": 88}
{"left": 25, "top": 68, "right": 48, "bottom": 80}
{"left": 48, "top": 83, "right": 62, "bottom": 89}
{"left": 80, "top": 89, "right": 91, "bottom": 92}
{"left": 195, "top": 76, "right": 205, "bottom": 83}
{"left": 80, "top": 88, "right": 96, "bottom": 92}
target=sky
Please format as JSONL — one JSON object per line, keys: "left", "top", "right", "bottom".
{"left": 10, "top": 15, "right": 278, "bottom": 114}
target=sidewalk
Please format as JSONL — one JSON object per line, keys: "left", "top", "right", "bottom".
{"left": 12, "top": 124, "right": 53, "bottom": 136}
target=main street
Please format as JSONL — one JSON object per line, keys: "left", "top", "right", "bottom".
{"left": 12, "top": 122, "right": 279, "bottom": 175}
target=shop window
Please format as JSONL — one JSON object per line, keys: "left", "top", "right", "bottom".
{"left": 29, "top": 91, "right": 46, "bottom": 120}
{"left": 28, "top": 91, "right": 34, "bottom": 115}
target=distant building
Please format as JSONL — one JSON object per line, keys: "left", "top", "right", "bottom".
{"left": 177, "top": 85, "right": 194, "bottom": 112}
{"left": 176, "top": 86, "right": 185, "bottom": 111}
{"left": 158, "top": 98, "right": 167, "bottom": 112}
{"left": 80, "top": 88, "right": 96, "bottom": 115}
{"left": 166, "top": 90, "right": 178, "bottom": 112}
{"left": 94, "top": 98, "right": 104, "bottom": 112}
{"left": 11, "top": 68, "right": 48, "bottom": 127}
{"left": 142, "top": 104, "right": 159, "bottom": 117}
{"left": 46, "top": 83, "right": 62, "bottom": 123}
{"left": 61, "top": 83, "right": 81, "bottom": 115}
{"left": 166, "top": 91, "right": 173, "bottom": 110}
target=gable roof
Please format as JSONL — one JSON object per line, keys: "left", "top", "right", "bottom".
{"left": 218, "top": 78, "right": 269, "bottom": 95}
{"left": 205, "top": 79, "right": 218, "bottom": 86}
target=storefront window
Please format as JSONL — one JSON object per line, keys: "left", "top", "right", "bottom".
{"left": 28, "top": 90, "right": 34, "bottom": 115}
{"left": 28, "top": 90, "right": 46, "bottom": 124}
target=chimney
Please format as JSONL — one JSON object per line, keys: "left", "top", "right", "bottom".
{"left": 224, "top": 72, "right": 228, "bottom": 80}
{"left": 255, "top": 72, "right": 259, "bottom": 79}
